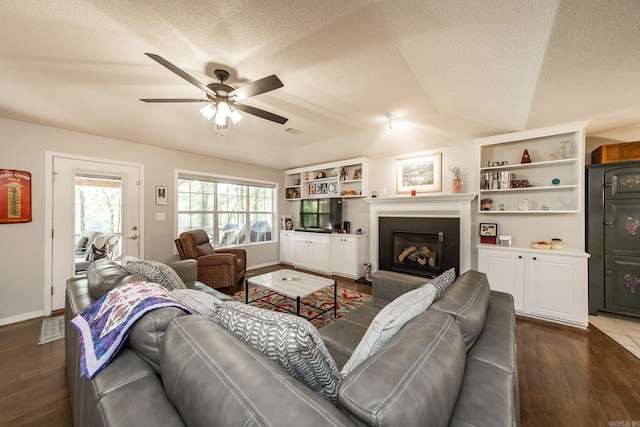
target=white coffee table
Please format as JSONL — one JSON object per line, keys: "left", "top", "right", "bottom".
{"left": 245, "top": 269, "right": 337, "bottom": 320}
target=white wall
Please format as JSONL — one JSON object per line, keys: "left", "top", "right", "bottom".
{"left": 0, "top": 117, "right": 284, "bottom": 325}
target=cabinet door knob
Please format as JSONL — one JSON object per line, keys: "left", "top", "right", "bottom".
{"left": 532, "top": 257, "right": 537, "bottom": 260}
{"left": 518, "top": 255, "right": 522, "bottom": 259}
{"left": 605, "top": 183, "right": 613, "bottom": 188}
{"left": 604, "top": 221, "right": 613, "bottom": 225}
{"left": 606, "top": 270, "right": 613, "bottom": 275}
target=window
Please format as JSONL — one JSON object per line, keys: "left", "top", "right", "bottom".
{"left": 177, "top": 174, "right": 276, "bottom": 247}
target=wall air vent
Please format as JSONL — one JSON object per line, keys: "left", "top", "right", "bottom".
{"left": 284, "top": 128, "right": 302, "bottom": 135}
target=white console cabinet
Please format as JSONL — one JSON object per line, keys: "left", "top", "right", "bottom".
{"left": 478, "top": 245, "right": 589, "bottom": 327}
{"left": 279, "top": 231, "right": 369, "bottom": 278}
{"left": 292, "top": 233, "right": 332, "bottom": 274}
{"left": 331, "top": 234, "right": 368, "bottom": 279}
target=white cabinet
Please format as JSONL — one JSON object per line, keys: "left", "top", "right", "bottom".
{"left": 280, "top": 231, "right": 369, "bottom": 278}
{"left": 478, "top": 245, "right": 589, "bottom": 327}
{"left": 331, "top": 234, "right": 369, "bottom": 279}
{"left": 279, "top": 231, "right": 295, "bottom": 265}
{"left": 475, "top": 121, "right": 588, "bottom": 214}
{"left": 528, "top": 253, "right": 587, "bottom": 325}
{"left": 292, "top": 233, "right": 332, "bottom": 274}
{"left": 285, "top": 157, "right": 369, "bottom": 200}
{"left": 477, "top": 248, "right": 525, "bottom": 312}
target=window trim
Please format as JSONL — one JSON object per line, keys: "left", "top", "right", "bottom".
{"left": 175, "top": 169, "right": 279, "bottom": 248}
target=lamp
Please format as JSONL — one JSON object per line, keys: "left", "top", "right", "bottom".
{"left": 200, "top": 104, "right": 216, "bottom": 120}
{"left": 200, "top": 100, "right": 243, "bottom": 129}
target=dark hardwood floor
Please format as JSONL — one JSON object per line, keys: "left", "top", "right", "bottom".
{"left": 1, "top": 266, "right": 639, "bottom": 426}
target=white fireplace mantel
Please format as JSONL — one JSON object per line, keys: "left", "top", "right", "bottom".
{"left": 364, "top": 193, "right": 477, "bottom": 274}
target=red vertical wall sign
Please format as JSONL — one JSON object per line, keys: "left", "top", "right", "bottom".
{"left": 0, "top": 169, "right": 32, "bottom": 224}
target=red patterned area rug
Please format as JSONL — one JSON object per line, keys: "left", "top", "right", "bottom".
{"left": 233, "top": 287, "right": 372, "bottom": 329}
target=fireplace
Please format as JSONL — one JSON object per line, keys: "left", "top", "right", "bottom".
{"left": 365, "top": 194, "right": 477, "bottom": 275}
{"left": 379, "top": 217, "right": 460, "bottom": 278}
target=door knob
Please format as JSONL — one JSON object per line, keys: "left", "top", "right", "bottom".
{"left": 128, "top": 235, "right": 138, "bottom": 240}
{"left": 132, "top": 226, "right": 138, "bottom": 231}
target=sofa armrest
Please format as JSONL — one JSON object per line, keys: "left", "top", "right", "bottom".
{"left": 167, "top": 259, "right": 198, "bottom": 288}
{"left": 372, "top": 270, "right": 430, "bottom": 301}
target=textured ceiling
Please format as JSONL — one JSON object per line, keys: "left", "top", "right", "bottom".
{"left": 1, "top": 0, "right": 639, "bottom": 169}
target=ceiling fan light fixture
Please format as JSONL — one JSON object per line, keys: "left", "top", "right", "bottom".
{"left": 215, "top": 112, "right": 227, "bottom": 127}
{"left": 217, "top": 101, "right": 231, "bottom": 118}
{"left": 200, "top": 104, "right": 216, "bottom": 120}
{"left": 229, "top": 108, "right": 243, "bottom": 124}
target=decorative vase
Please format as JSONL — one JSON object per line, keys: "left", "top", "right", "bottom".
{"left": 453, "top": 178, "right": 462, "bottom": 194}
{"left": 364, "top": 263, "right": 373, "bottom": 282}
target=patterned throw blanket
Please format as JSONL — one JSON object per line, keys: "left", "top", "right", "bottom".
{"left": 71, "top": 281, "right": 189, "bottom": 378}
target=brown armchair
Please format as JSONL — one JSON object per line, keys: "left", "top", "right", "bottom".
{"left": 174, "top": 229, "right": 246, "bottom": 294}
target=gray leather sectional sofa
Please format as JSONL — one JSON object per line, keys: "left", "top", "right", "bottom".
{"left": 66, "top": 260, "right": 518, "bottom": 427}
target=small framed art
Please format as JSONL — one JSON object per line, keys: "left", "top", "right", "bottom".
{"left": 479, "top": 223, "right": 497, "bottom": 244}
{"left": 281, "top": 215, "right": 294, "bottom": 230}
{"left": 156, "top": 186, "right": 168, "bottom": 205}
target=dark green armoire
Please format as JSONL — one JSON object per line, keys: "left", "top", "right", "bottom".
{"left": 586, "top": 161, "right": 640, "bottom": 316}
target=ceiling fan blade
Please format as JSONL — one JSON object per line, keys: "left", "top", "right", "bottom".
{"left": 229, "top": 75, "right": 284, "bottom": 101}
{"left": 234, "top": 103, "right": 288, "bottom": 124}
{"left": 140, "top": 98, "right": 210, "bottom": 103}
{"left": 145, "top": 53, "right": 215, "bottom": 98}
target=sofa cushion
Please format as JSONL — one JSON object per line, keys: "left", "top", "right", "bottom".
{"left": 340, "top": 283, "right": 437, "bottom": 376}
{"left": 128, "top": 307, "right": 187, "bottom": 373}
{"left": 429, "top": 267, "right": 457, "bottom": 297}
{"left": 339, "top": 310, "right": 466, "bottom": 427}
{"left": 161, "top": 316, "right": 353, "bottom": 427}
{"left": 216, "top": 302, "right": 340, "bottom": 404}
{"left": 122, "top": 258, "right": 187, "bottom": 291}
{"left": 86, "top": 259, "right": 129, "bottom": 299}
{"left": 320, "top": 298, "right": 389, "bottom": 369}
{"left": 430, "top": 270, "right": 491, "bottom": 350}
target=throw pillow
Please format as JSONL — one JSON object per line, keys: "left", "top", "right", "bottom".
{"left": 123, "top": 259, "right": 187, "bottom": 291}
{"left": 340, "top": 283, "right": 437, "bottom": 377}
{"left": 170, "top": 288, "right": 224, "bottom": 320}
{"left": 429, "top": 267, "right": 457, "bottom": 297}
{"left": 216, "top": 302, "right": 340, "bottom": 404}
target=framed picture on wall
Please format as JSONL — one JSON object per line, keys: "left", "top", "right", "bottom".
{"left": 396, "top": 153, "right": 442, "bottom": 193}
{"left": 156, "top": 186, "right": 168, "bottom": 205}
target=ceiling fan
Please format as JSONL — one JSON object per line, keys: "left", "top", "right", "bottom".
{"left": 140, "top": 53, "right": 288, "bottom": 127}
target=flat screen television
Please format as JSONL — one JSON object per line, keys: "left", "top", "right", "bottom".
{"left": 299, "top": 198, "right": 343, "bottom": 232}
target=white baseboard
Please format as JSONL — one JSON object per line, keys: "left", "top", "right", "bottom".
{"left": 0, "top": 310, "right": 44, "bottom": 327}
{"left": 247, "top": 261, "right": 280, "bottom": 271}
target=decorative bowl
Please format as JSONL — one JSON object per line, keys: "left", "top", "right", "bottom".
{"left": 531, "top": 241, "right": 552, "bottom": 250}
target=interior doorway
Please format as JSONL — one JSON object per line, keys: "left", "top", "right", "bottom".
{"left": 44, "top": 153, "right": 143, "bottom": 314}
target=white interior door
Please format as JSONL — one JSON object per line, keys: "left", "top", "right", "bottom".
{"left": 48, "top": 155, "right": 142, "bottom": 312}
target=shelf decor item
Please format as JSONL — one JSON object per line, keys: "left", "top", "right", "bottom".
{"left": 396, "top": 153, "right": 442, "bottom": 194}
{"left": 451, "top": 166, "right": 462, "bottom": 194}
{"left": 281, "top": 215, "right": 294, "bottom": 230}
{"left": 518, "top": 199, "right": 532, "bottom": 211}
{"left": 479, "top": 223, "right": 498, "bottom": 244}
{"left": 521, "top": 149, "right": 531, "bottom": 164}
